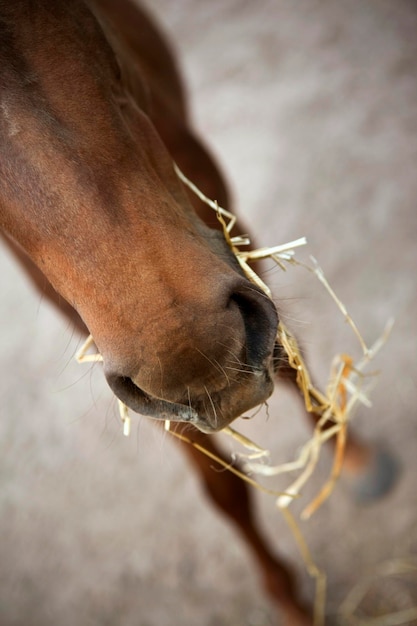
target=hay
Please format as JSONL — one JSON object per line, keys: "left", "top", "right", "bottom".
{"left": 175, "top": 163, "right": 392, "bottom": 508}
{"left": 75, "top": 163, "right": 394, "bottom": 625}
{"left": 340, "top": 558, "right": 417, "bottom": 625}
{"left": 174, "top": 164, "right": 393, "bottom": 625}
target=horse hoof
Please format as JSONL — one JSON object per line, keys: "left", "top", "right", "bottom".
{"left": 349, "top": 446, "right": 400, "bottom": 503}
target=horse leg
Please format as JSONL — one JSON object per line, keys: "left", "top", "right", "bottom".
{"left": 174, "top": 425, "right": 313, "bottom": 626}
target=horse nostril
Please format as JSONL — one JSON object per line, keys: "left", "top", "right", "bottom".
{"left": 230, "top": 286, "right": 278, "bottom": 368}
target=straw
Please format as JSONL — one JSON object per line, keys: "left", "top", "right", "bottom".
{"left": 76, "top": 163, "right": 394, "bottom": 624}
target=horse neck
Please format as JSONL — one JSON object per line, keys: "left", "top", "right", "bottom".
{"left": 0, "top": 0, "right": 198, "bottom": 299}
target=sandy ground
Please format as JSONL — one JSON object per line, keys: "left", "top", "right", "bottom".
{"left": 1, "top": 1, "right": 417, "bottom": 624}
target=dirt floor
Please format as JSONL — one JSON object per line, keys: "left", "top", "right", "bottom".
{"left": 1, "top": 1, "right": 416, "bottom": 624}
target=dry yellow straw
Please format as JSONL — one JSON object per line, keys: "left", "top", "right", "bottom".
{"left": 76, "top": 163, "right": 394, "bottom": 626}
{"left": 174, "top": 164, "right": 393, "bottom": 625}
{"left": 340, "top": 559, "right": 417, "bottom": 625}
{"left": 163, "top": 420, "right": 294, "bottom": 500}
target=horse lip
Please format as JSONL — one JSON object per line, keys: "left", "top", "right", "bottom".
{"left": 105, "top": 360, "right": 277, "bottom": 433}
{"left": 107, "top": 374, "right": 221, "bottom": 432}
{"left": 105, "top": 373, "right": 200, "bottom": 424}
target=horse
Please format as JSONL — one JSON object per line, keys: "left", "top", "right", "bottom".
{"left": 0, "top": 1, "right": 396, "bottom": 624}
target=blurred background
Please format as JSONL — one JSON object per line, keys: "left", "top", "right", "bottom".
{"left": 1, "top": 0, "right": 416, "bottom": 624}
